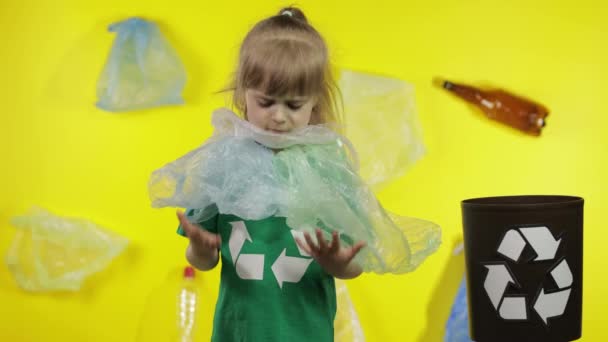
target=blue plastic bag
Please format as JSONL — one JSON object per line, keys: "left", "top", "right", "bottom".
{"left": 445, "top": 278, "right": 473, "bottom": 342}
{"left": 96, "top": 17, "right": 187, "bottom": 112}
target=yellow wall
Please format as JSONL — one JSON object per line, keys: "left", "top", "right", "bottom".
{"left": 1, "top": 0, "right": 607, "bottom": 341}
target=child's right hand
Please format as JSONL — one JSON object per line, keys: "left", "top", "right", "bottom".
{"left": 177, "top": 210, "right": 221, "bottom": 270}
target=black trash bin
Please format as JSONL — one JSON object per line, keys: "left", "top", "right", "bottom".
{"left": 461, "top": 195, "right": 583, "bottom": 342}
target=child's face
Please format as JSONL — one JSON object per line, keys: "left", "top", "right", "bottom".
{"left": 245, "top": 89, "right": 317, "bottom": 133}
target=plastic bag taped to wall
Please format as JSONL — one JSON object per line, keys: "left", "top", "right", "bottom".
{"left": 6, "top": 207, "right": 128, "bottom": 292}
{"left": 96, "top": 17, "right": 187, "bottom": 112}
{"left": 338, "top": 70, "right": 426, "bottom": 190}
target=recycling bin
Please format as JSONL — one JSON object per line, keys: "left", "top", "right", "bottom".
{"left": 461, "top": 195, "right": 583, "bottom": 342}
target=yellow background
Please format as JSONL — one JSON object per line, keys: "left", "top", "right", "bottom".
{"left": 1, "top": 0, "right": 607, "bottom": 341}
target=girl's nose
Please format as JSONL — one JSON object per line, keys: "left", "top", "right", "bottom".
{"left": 271, "top": 107, "right": 287, "bottom": 123}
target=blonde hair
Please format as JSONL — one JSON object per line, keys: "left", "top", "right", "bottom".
{"left": 228, "top": 7, "right": 342, "bottom": 126}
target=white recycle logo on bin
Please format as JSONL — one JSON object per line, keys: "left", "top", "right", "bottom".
{"left": 483, "top": 226, "right": 572, "bottom": 325}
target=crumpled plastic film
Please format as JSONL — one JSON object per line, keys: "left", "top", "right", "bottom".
{"left": 148, "top": 108, "right": 349, "bottom": 221}
{"left": 96, "top": 17, "right": 187, "bottom": 112}
{"left": 444, "top": 278, "right": 473, "bottom": 342}
{"left": 149, "top": 109, "right": 440, "bottom": 274}
{"left": 334, "top": 279, "right": 365, "bottom": 342}
{"left": 274, "top": 141, "right": 441, "bottom": 274}
{"left": 339, "top": 70, "right": 426, "bottom": 190}
{"left": 5, "top": 207, "right": 129, "bottom": 292}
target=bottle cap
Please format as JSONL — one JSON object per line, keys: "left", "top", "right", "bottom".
{"left": 183, "top": 266, "right": 195, "bottom": 279}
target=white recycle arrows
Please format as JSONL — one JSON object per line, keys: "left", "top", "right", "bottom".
{"left": 291, "top": 230, "right": 311, "bottom": 257}
{"left": 497, "top": 229, "right": 527, "bottom": 262}
{"left": 500, "top": 297, "right": 527, "bottom": 320}
{"left": 227, "top": 221, "right": 313, "bottom": 287}
{"left": 534, "top": 288, "right": 571, "bottom": 325}
{"left": 236, "top": 253, "right": 265, "bottom": 280}
{"left": 484, "top": 264, "right": 516, "bottom": 309}
{"left": 229, "top": 221, "right": 264, "bottom": 280}
{"left": 550, "top": 259, "right": 573, "bottom": 289}
{"left": 497, "top": 226, "right": 561, "bottom": 262}
{"left": 229, "top": 221, "right": 252, "bottom": 265}
{"left": 532, "top": 259, "right": 572, "bottom": 324}
{"left": 520, "top": 227, "right": 561, "bottom": 261}
{"left": 271, "top": 249, "right": 313, "bottom": 289}
{"left": 484, "top": 264, "right": 527, "bottom": 320}
{"left": 484, "top": 225, "right": 573, "bottom": 326}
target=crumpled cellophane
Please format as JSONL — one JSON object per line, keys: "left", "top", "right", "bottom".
{"left": 334, "top": 279, "right": 365, "bottom": 342}
{"left": 445, "top": 278, "right": 473, "bottom": 342}
{"left": 96, "top": 17, "right": 187, "bottom": 112}
{"left": 149, "top": 109, "right": 440, "bottom": 274}
{"left": 5, "top": 207, "right": 128, "bottom": 292}
{"left": 338, "top": 70, "right": 426, "bottom": 190}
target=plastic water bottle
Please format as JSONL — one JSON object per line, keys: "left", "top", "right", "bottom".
{"left": 136, "top": 266, "right": 203, "bottom": 342}
{"left": 177, "top": 266, "right": 198, "bottom": 342}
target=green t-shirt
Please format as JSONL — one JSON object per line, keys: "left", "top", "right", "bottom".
{"left": 178, "top": 209, "right": 337, "bottom": 342}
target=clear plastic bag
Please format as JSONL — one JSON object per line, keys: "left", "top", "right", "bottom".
{"left": 5, "top": 207, "right": 128, "bottom": 292}
{"left": 149, "top": 109, "right": 440, "bottom": 274}
{"left": 334, "top": 279, "right": 365, "bottom": 342}
{"left": 445, "top": 278, "right": 473, "bottom": 342}
{"left": 274, "top": 140, "right": 440, "bottom": 274}
{"left": 96, "top": 17, "right": 187, "bottom": 112}
{"left": 339, "top": 70, "right": 426, "bottom": 190}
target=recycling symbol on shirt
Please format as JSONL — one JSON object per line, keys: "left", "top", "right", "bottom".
{"left": 227, "top": 221, "right": 313, "bottom": 289}
{"left": 483, "top": 226, "right": 572, "bottom": 325}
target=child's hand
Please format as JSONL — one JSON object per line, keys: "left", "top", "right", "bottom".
{"left": 177, "top": 210, "right": 221, "bottom": 270}
{"left": 296, "top": 229, "right": 366, "bottom": 279}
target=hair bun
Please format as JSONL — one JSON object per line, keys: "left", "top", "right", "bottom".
{"left": 278, "top": 7, "right": 308, "bottom": 23}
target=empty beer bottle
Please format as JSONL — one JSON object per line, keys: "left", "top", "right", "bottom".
{"left": 438, "top": 79, "right": 549, "bottom": 136}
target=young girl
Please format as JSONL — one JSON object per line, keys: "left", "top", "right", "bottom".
{"left": 149, "top": 7, "right": 440, "bottom": 341}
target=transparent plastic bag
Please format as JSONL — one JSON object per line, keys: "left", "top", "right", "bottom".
{"left": 148, "top": 108, "right": 347, "bottom": 218}
{"left": 274, "top": 141, "right": 440, "bottom": 274}
{"left": 149, "top": 109, "right": 441, "bottom": 274}
{"left": 96, "top": 17, "right": 187, "bottom": 112}
{"left": 445, "top": 278, "right": 473, "bottom": 342}
{"left": 5, "top": 207, "right": 128, "bottom": 292}
{"left": 334, "top": 279, "right": 365, "bottom": 342}
{"left": 339, "top": 70, "right": 426, "bottom": 190}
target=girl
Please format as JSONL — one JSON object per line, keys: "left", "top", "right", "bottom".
{"left": 149, "top": 7, "right": 440, "bottom": 341}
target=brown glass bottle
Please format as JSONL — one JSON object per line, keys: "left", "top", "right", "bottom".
{"left": 440, "top": 80, "right": 549, "bottom": 136}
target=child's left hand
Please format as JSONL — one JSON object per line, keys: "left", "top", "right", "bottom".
{"left": 296, "top": 229, "right": 366, "bottom": 279}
